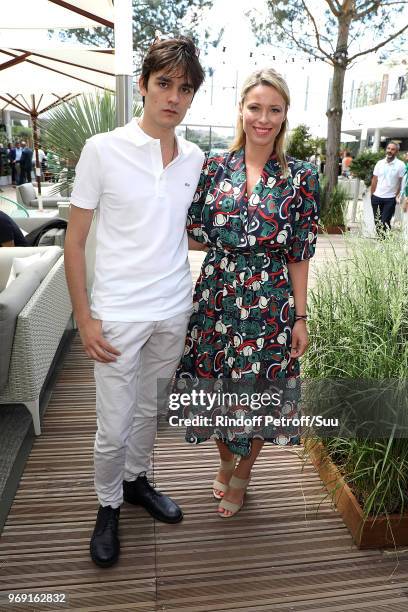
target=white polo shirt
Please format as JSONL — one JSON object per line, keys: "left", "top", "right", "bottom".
{"left": 373, "top": 157, "right": 406, "bottom": 198}
{"left": 71, "top": 119, "right": 204, "bottom": 322}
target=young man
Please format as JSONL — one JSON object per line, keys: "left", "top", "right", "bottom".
{"left": 64, "top": 37, "right": 205, "bottom": 568}
{"left": 371, "top": 142, "right": 406, "bottom": 232}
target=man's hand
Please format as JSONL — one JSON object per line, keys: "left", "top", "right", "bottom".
{"left": 290, "top": 320, "right": 308, "bottom": 359}
{"left": 188, "top": 236, "right": 209, "bottom": 251}
{"left": 78, "top": 317, "right": 121, "bottom": 363}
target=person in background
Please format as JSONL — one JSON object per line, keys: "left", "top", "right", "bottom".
{"left": 400, "top": 151, "right": 408, "bottom": 213}
{"left": 19, "top": 141, "right": 33, "bottom": 185}
{"left": 309, "top": 152, "right": 321, "bottom": 172}
{"left": 341, "top": 151, "right": 353, "bottom": 177}
{"left": 371, "top": 142, "right": 405, "bottom": 232}
{"left": 10, "top": 142, "right": 22, "bottom": 186}
{"left": 0, "top": 143, "right": 7, "bottom": 180}
{"left": 33, "top": 146, "right": 46, "bottom": 181}
{"left": 338, "top": 152, "right": 343, "bottom": 175}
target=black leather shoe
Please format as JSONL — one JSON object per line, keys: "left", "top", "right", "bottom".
{"left": 123, "top": 473, "right": 183, "bottom": 524}
{"left": 90, "top": 505, "right": 120, "bottom": 567}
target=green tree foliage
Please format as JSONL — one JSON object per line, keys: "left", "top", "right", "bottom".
{"left": 12, "top": 126, "right": 33, "bottom": 143}
{"left": 312, "top": 136, "right": 327, "bottom": 157}
{"left": 250, "top": 1, "right": 408, "bottom": 199}
{"left": 65, "top": 0, "right": 215, "bottom": 66}
{"left": 286, "top": 124, "right": 315, "bottom": 160}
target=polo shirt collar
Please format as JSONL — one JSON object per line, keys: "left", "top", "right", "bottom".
{"left": 124, "top": 118, "right": 185, "bottom": 156}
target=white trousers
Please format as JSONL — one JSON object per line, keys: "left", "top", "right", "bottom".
{"left": 94, "top": 311, "right": 190, "bottom": 508}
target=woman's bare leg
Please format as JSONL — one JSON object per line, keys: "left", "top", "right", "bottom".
{"left": 218, "top": 439, "right": 264, "bottom": 516}
{"left": 213, "top": 439, "right": 235, "bottom": 498}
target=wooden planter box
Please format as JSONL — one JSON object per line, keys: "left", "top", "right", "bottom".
{"left": 317, "top": 224, "right": 346, "bottom": 234}
{"left": 306, "top": 440, "right": 408, "bottom": 548}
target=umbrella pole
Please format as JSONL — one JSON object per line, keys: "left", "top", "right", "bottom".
{"left": 31, "top": 110, "right": 42, "bottom": 203}
{"left": 114, "top": 0, "right": 133, "bottom": 127}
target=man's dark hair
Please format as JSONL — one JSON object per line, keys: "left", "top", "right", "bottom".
{"left": 141, "top": 36, "right": 204, "bottom": 94}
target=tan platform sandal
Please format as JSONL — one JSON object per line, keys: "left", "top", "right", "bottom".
{"left": 218, "top": 475, "right": 250, "bottom": 517}
{"left": 213, "top": 457, "right": 236, "bottom": 500}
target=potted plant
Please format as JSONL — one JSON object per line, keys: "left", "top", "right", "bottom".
{"left": 318, "top": 176, "right": 348, "bottom": 233}
{"left": 301, "top": 232, "right": 408, "bottom": 548}
{"left": 349, "top": 150, "right": 384, "bottom": 187}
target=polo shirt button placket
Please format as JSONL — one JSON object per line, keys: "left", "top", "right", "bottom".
{"left": 158, "top": 173, "right": 166, "bottom": 198}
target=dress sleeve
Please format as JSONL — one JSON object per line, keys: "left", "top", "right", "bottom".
{"left": 286, "top": 164, "right": 320, "bottom": 264}
{"left": 186, "top": 153, "right": 211, "bottom": 244}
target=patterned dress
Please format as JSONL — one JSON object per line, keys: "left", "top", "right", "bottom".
{"left": 175, "top": 148, "right": 320, "bottom": 456}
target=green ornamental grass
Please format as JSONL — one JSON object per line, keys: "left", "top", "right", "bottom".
{"left": 302, "top": 231, "right": 408, "bottom": 520}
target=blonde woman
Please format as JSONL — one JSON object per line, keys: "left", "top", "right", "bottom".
{"left": 176, "top": 68, "right": 320, "bottom": 517}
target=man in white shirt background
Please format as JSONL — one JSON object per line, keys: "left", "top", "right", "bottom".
{"left": 64, "top": 36, "right": 205, "bottom": 568}
{"left": 371, "top": 141, "right": 406, "bottom": 233}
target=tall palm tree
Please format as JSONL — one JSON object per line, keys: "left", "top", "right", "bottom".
{"left": 42, "top": 91, "right": 142, "bottom": 195}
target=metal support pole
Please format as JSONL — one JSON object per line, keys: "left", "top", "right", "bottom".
{"left": 31, "top": 101, "right": 42, "bottom": 198}
{"left": 372, "top": 128, "right": 381, "bottom": 152}
{"left": 304, "top": 75, "right": 309, "bottom": 111}
{"left": 114, "top": 0, "right": 133, "bottom": 127}
{"left": 359, "top": 126, "right": 368, "bottom": 153}
{"left": 3, "top": 110, "right": 12, "bottom": 141}
{"left": 116, "top": 75, "right": 133, "bottom": 127}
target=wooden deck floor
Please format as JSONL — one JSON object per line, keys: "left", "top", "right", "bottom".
{"left": 2, "top": 236, "right": 408, "bottom": 611}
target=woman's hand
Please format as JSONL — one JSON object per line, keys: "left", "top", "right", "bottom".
{"left": 188, "top": 236, "right": 209, "bottom": 251}
{"left": 290, "top": 319, "right": 308, "bottom": 359}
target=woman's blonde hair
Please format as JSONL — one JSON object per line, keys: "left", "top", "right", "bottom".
{"left": 230, "top": 68, "right": 290, "bottom": 175}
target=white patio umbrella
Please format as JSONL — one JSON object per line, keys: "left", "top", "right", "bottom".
{"left": 0, "top": 0, "right": 114, "bottom": 29}
{"left": 1, "top": 0, "right": 133, "bottom": 137}
{"left": 0, "top": 47, "right": 115, "bottom": 196}
{"left": 1, "top": 0, "right": 133, "bottom": 126}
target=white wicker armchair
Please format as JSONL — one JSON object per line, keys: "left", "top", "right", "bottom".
{"left": 0, "top": 255, "right": 72, "bottom": 435}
